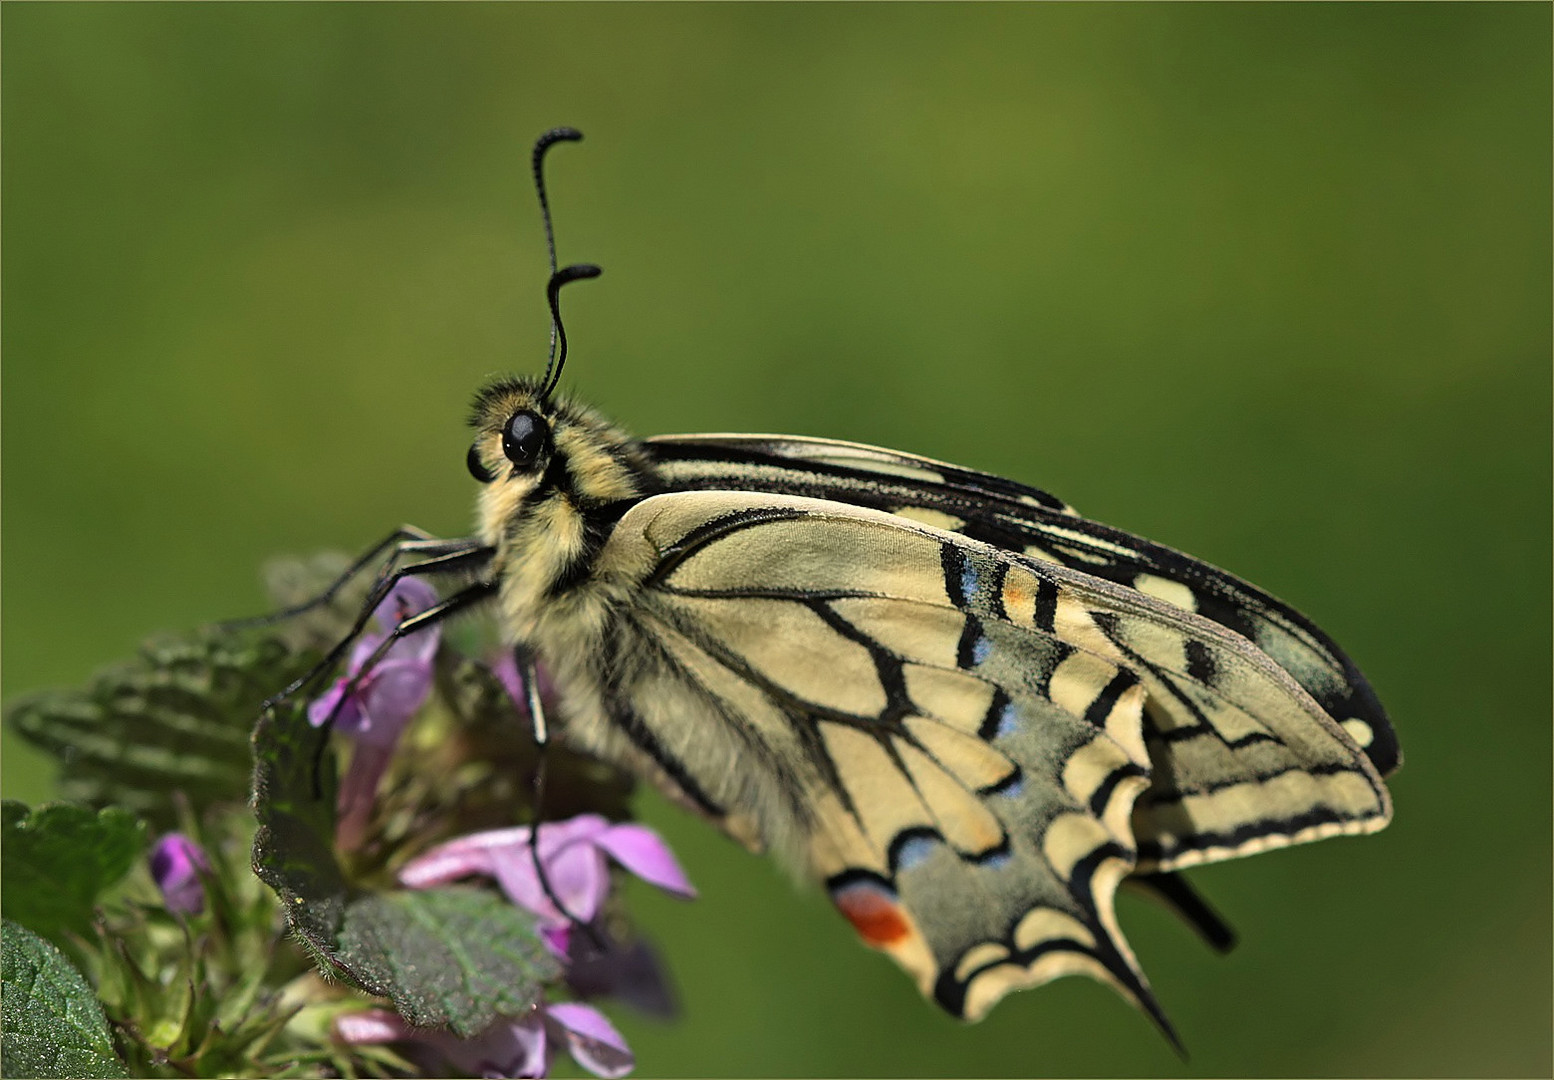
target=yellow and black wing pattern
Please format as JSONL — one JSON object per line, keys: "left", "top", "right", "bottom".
{"left": 645, "top": 435, "right": 1400, "bottom": 869}
{"left": 574, "top": 485, "right": 1391, "bottom": 1030}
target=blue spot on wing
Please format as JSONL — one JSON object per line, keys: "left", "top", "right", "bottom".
{"left": 981, "top": 766, "right": 1026, "bottom": 800}
{"left": 993, "top": 701, "right": 1021, "bottom": 741}
{"left": 971, "top": 634, "right": 992, "bottom": 665}
{"left": 890, "top": 830, "right": 940, "bottom": 874}
{"left": 960, "top": 561, "right": 979, "bottom": 604}
{"left": 975, "top": 847, "right": 1013, "bottom": 869}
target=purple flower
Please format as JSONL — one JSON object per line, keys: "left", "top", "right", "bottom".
{"left": 307, "top": 576, "right": 441, "bottom": 849}
{"left": 334, "top": 1001, "right": 634, "bottom": 1079}
{"left": 399, "top": 815, "right": 696, "bottom": 930}
{"left": 149, "top": 833, "right": 210, "bottom": 916}
{"left": 308, "top": 576, "right": 441, "bottom": 745}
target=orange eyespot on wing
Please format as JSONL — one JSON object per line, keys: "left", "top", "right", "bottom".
{"left": 832, "top": 878, "right": 913, "bottom": 947}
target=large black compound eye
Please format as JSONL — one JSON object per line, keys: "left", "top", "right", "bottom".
{"left": 501, "top": 410, "right": 548, "bottom": 470}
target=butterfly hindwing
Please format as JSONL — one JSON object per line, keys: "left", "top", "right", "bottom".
{"left": 563, "top": 490, "right": 1388, "bottom": 1024}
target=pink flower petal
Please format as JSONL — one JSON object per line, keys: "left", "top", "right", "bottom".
{"left": 595, "top": 824, "right": 697, "bottom": 900}
{"left": 542, "top": 841, "right": 609, "bottom": 923}
{"left": 336, "top": 1007, "right": 557, "bottom": 1080}
{"left": 484, "top": 815, "right": 610, "bottom": 923}
{"left": 398, "top": 827, "right": 530, "bottom": 889}
{"left": 376, "top": 577, "right": 440, "bottom": 626}
{"left": 348, "top": 628, "right": 388, "bottom": 674}
{"left": 333, "top": 1008, "right": 414, "bottom": 1045}
{"left": 149, "top": 833, "right": 209, "bottom": 916}
{"left": 307, "top": 677, "right": 361, "bottom": 730}
{"left": 449, "top": 1013, "right": 549, "bottom": 1079}
{"left": 355, "top": 661, "right": 433, "bottom": 744}
{"left": 533, "top": 815, "right": 610, "bottom": 858}
{"left": 335, "top": 741, "right": 400, "bottom": 851}
{"left": 488, "top": 841, "right": 557, "bottom": 920}
{"left": 398, "top": 816, "right": 688, "bottom": 931}
{"left": 540, "top": 923, "right": 572, "bottom": 960}
{"left": 369, "top": 581, "right": 442, "bottom": 664}
{"left": 506, "top": 1013, "right": 553, "bottom": 1079}
{"left": 545, "top": 1003, "right": 634, "bottom": 1079}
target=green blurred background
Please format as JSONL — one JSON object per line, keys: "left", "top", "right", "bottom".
{"left": 4, "top": 5, "right": 1549, "bottom": 1076}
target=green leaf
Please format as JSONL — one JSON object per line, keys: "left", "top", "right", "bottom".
{"left": 7, "top": 631, "right": 318, "bottom": 829}
{"left": 250, "top": 702, "right": 349, "bottom": 955}
{"left": 337, "top": 887, "right": 559, "bottom": 1037}
{"left": 1, "top": 803, "right": 146, "bottom": 948}
{"left": 2, "top": 919, "right": 128, "bottom": 1079}
{"left": 251, "top": 703, "right": 560, "bottom": 1037}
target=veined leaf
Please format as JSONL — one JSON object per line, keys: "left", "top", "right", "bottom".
{"left": 1, "top": 802, "right": 146, "bottom": 950}
{"left": 8, "top": 632, "right": 317, "bottom": 829}
{"left": 1, "top": 919, "right": 127, "bottom": 1079}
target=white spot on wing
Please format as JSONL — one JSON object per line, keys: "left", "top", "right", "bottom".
{"left": 1341, "top": 718, "right": 1375, "bottom": 748}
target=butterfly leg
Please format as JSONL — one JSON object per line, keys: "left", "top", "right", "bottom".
{"left": 220, "top": 526, "right": 474, "bottom": 631}
{"left": 263, "top": 544, "right": 495, "bottom": 710}
{"left": 518, "top": 652, "right": 607, "bottom": 953}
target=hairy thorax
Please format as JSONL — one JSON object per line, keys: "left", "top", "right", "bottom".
{"left": 469, "top": 379, "right": 658, "bottom": 675}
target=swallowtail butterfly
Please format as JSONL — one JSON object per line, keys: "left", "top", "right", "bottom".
{"left": 278, "top": 128, "right": 1399, "bottom": 1043}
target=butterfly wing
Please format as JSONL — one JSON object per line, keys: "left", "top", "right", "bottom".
{"left": 558, "top": 490, "right": 1389, "bottom": 1024}
{"left": 645, "top": 434, "right": 1398, "bottom": 869}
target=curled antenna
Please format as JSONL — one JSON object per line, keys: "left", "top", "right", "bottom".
{"left": 540, "top": 263, "right": 602, "bottom": 401}
{"left": 532, "top": 127, "right": 580, "bottom": 276}
{"left": 531, "top": 127, "right": 599, "bottom": 400}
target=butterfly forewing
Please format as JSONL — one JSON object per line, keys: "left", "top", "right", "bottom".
{"left": 649, "top": 438, "right": 1404, "bottom": 845}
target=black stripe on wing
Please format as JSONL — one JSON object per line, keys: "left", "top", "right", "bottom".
{"left": 644, "top": 435, "right": 1398, "bottom": 778}
{"left": 647, "top": 437, "right": 1073, "bottom": 515}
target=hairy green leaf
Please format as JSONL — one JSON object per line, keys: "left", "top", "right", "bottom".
{"left": 250, "top": 702, "right": 349, "bottom": 957}
{"left": 2, "top": 920, "right": 127, "bottom": 1079}
{"left": 7, "top": 632, "right": 317, "bottom": 829}
{"left": 1, "top": 803, "right": 146, "bottom": 948}
{"left": 337, "top": 887, "right": 559, "bottom": 1037}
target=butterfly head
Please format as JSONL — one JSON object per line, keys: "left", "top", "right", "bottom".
{"left": 465, "top": 376, "right": 554, "bottom": 486}
{"left": 465, "top": 374, "right": 650, "bottom": 558}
